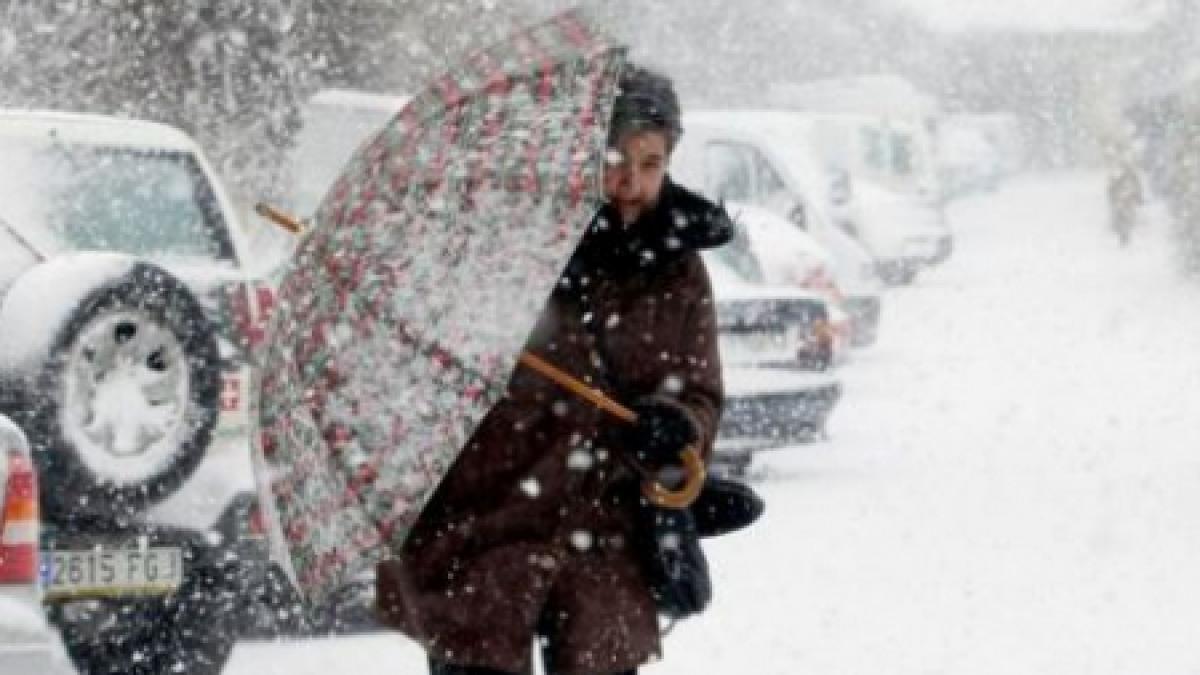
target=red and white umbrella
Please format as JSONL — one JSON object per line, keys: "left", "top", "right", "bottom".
{"left": 253, "top": 10, "right": 629, "bottom": 604}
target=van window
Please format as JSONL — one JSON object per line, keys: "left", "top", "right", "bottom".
{"left": 705, "top": 141, "right": 756, "bottom": 202}
{"left": 862, "top": 127, "right": 887, "bottom": 171}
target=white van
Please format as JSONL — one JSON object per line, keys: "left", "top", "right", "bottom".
{"left": 673, "top": 112, "right": 884, "bottom": 346}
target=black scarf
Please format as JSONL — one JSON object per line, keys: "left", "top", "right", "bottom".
{"left": 565, "top": 178, "right": 735, "bottom": 285}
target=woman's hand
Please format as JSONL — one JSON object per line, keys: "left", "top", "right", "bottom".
{"left": 625, "top": 397, "right": 699, "bottom": 467}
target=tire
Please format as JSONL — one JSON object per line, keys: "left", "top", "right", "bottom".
{"left": 48, "top": 564, "right": 237, "bottom": 675}
{"left": 16, "top": 262, "right": 220, "bottom": 522}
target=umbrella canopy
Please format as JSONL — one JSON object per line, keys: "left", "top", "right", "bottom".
{"left": 254, "top": 10, "right": 627, "bottom": 604}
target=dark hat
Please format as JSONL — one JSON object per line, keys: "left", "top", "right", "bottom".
{"left": 608, "top": 64, "right": 682, "bottom": 150}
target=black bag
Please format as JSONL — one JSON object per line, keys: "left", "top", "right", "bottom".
{"left": 691, "top": 476, "right": 765, "bottom": 538}
{"left": 634, "top": 476, "right": 765, "bottom": 619}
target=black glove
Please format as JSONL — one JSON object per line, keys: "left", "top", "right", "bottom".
{"left": 625, "top": 397, "right": 700, "bottom": 467}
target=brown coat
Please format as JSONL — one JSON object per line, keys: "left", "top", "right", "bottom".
{"left": 377, "top": 181, "right": 732, "bottom": 674}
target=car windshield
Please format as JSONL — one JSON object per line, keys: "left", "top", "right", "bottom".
{"left": 0, "top": 137, "right": 234, "bottom": 262}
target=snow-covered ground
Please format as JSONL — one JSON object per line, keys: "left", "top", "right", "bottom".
{"left": 227, "top": 171, "right": 1200, "bottom": 674}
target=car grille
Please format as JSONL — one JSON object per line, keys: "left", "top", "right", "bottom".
{"left": 719, "top": 383, "right": 841, "bottom": 445}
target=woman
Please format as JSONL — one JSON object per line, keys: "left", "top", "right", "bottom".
{"left": 376, "top": 65, "right": 734, "bottom": 675}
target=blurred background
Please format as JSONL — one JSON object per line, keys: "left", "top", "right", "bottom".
{"left": 4, "top": 0, "right": 1200, "bottom": 275}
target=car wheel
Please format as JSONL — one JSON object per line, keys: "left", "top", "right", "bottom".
{"left": 16, "top": 262, "right": 220, "bottom": 522}
{"left": 47, "top": 565, "right": 237, "bottom": 675}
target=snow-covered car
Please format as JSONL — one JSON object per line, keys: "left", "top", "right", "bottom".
{"left": 853, "top": 178, "right": 953, "bottom": 281}
{"left": 0, "top": 414, "right": 73, "bottom": 673}
{"left": 701, "top": 107, "right": 952, "bottom": 285}
{"left": 674, "top": 112, "right": 885, "bottom": 346}
{"left": 937, "top": 124, "right": 1004, "bottom": 199}
{"left": 0, "top": 110, "right": 282, "bottom": 674}
{"left": 705, "top": 253, "right": 842, "bottom": 474}
{"left": 716, "top": 202, "right": 854, "bottom": 360}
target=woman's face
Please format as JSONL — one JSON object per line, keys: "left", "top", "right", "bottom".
{"left": 603, "top": 130, "right": 669, "bottom": 225}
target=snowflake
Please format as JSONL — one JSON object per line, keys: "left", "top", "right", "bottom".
{"left": 569, "top": 530, "right": 594, "bottom": 552}
{"left": 519, "top": 477, "right": 541, "bottom": 498}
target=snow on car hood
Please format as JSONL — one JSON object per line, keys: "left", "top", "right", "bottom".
{"left": 703, "top": 251, "right": 826, "bottom": 305}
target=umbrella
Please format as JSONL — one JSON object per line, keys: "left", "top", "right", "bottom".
{"left": 253, "top": 9, "right": 699, "bottom": 606}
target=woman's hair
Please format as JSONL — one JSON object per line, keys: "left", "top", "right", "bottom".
{"left": 608, "top": 64, "right": 682, "bottom": 152}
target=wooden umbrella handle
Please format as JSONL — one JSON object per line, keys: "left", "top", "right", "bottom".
{"left": 518, "top": 352, "right": 706, "bottom": 509}
{"left": 256, "top": 202, "right": 305, "bottom": 234}
{"left": 643, "top": 446, "right": 706, "bottom": 509}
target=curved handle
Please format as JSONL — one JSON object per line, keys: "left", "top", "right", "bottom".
{"left": 641, "top": 446, "right": 706, "bottom": 509}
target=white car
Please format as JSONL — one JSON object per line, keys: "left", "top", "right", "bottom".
{"left": 674, "top": 112, "right": 885, "bottom": 346}
{"left": 0, "top": 110, "right": 287, "bottom": 674}
{"left": 937, "top": 124, "right": 1004, "bottom": 198}
{"left": 718, "top": 201, "right": 854, "bottom": 360}
{"left": 853, "top": 178, "right": 954, "bottom": 280}
{"left": 0, "top": 414, "right": 73, "bottom": 673}
{"left": 704, "top": 253, "right": 842, "bottom": 474}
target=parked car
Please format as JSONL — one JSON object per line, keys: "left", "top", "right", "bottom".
{"left": 0, "top": 110, "right": 288, "bottom": 674}
{"left": 796, "top": 111, "right": 954, "bottom": 277}
{"left": 0, "top": 414, "right": 74, "bottom": 673}
{"left": 719, "top": 201, "right": 855, "bottom": 360}
{"left": 937, "top": 124, "right": 1004, "bottom": 199}
{"left": 674, "top": 112, "right": 885, "bottom": 346}
{"left": 853, "top": 178, "right": 953, "bottom": 276}
{"left": 705, "top": 252, "right": 842, "bottom": 474}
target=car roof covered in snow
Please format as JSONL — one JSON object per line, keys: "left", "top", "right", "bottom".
{"left": 0, "top": 109, "right": 204, "bottom": 153}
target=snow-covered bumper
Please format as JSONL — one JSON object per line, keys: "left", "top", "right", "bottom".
{"left": 715, "top": 366, "right": 842, "bottom": 462}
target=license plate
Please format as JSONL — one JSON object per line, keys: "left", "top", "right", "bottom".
{"left": 40, "top": 547, "right": 184, "bottom": 599}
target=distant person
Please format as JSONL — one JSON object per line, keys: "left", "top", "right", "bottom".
{"left": 1107, "top": 161, "right": 1144, "bottom": 246}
